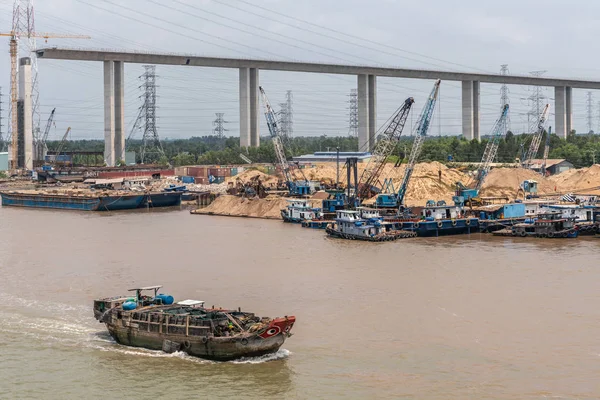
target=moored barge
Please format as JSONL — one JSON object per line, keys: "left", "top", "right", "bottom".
{"left": 326, "top": 209, "right": 416, "bottom": 241}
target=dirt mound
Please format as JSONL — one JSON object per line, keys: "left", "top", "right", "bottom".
{"left": 478, "top": 167, "right": 557, "bottom": 198}
{"left": 548, "top": 164, "right": 600, "bottom": 193}
{"left": 193, "top": 195, "right": 320, "bottom": 219}
{"left": 225, "top": 169, "right": 279, "bottom": 187}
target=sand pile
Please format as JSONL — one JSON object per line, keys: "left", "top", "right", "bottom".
{"left": 548, "top": 165, "right": 600, "bottom": 193}
{"left": 480, "top": 168, "right": 557, "bottom": 198}
{"left": 193, "top": 195, "right": 320, "bottom": 219}
{"left": 225, "top": 169, "right": 279, "bottom": 186}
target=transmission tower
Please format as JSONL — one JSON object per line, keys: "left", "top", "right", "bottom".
{"left": 348, "top": 88, "right": 358, "bottom": 137}
{"left": 212, "top": 112, "right": 228, "bottom": 138}
{"left": 587, "top": 91, "right": 594, "bottom": 134}
{"left": 500, "top": 64, "right": 511, "bottom": 132}
{"left": 10, "top": 1, "right": 41, "bottom": 144}
{"left": 139, "top": 65, "right": 164, "bottom": 164}
{"left": 278, "top": 90, "right": 294, "bottom": 139}
{"left": 527, "top": 71, "right": 547, "bottom": 133}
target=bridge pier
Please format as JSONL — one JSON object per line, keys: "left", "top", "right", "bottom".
{"left": 103, "top": 60, "right": 125, "bottom": 166}
{"left": 461, "top": 80, "right": 481, "bottom": 141}
{"left": 358, "top": 74, "right": 377, "bottom": 151}
{"left": 566, "top": 86, "right": 573, "bottom": 135}
{"left": 239, "top": 67, "right": 260, "bottom": 147}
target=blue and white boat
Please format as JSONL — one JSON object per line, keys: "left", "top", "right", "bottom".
{"left": 280, "top": 199, "right": 322, "bottom": 223}
{"left": 326, "top": 209, "right": 416, "bottom": 241}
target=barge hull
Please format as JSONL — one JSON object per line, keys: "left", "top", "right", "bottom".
{"left": 140, "top": 192, "right": 182, "bottom": 208}
{"left": 0, "top": 192, "right": 100, "bottom": 211}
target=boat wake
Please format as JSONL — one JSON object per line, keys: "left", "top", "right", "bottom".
{"left": 231, "top": 349, "right": 291, "bottom": 364}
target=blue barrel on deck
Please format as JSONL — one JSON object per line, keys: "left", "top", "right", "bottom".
{"left": 122, "top": 301, "right": 137, "bottom": 311}
{"left": 480, "top": 212, "right": 486, "bottom": 220}
{"left": 155, "top": 294, "right": 174, "bottom": 305}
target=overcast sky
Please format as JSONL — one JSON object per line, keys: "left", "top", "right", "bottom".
{"left": 1, "top": 0, "right": 599, "bottom": 143}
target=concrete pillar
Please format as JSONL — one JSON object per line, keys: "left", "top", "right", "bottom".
{"left": 461, "top": 80, "right": 473, "bottom": 140}
{"left": 249, "top": 68, "right": 260, "bottom": 147}
{"left": 18, "top": 57, "right": 33, "bottom": 170}
{"left": 566, "top": 86, "right": 573, "bottom": 135}
{"left": 114, "top": 61, "right": 125, "bottom": 164}
{"left": 555, "top": 86, "right": 566, "bottom": 139}
{"left": 239, "top": 68, "right": 250, "bottom": 147}
{"left": 472, "top": 80, "right": 480, "bottom": 141}
{"left": 103, "top": 60, "right": 115, "bottom": 167}
{"left": 357, "top": 74, "right": 369, "bottom": 151}
{"left": 368, "top": 75, "right": 377, "bottom": 151}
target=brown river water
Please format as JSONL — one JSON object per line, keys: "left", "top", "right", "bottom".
{"left": 1, "top": 206, "right": 599, "bottom": 399}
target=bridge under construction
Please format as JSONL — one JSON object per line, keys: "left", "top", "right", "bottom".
{"left": 36, "top": 47, "right": 600, "bottom": 167}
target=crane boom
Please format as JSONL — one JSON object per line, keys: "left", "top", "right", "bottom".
{"left": 357, "top": 97, "right": 414, "bottom": 199}
{"left": 41, "top": 108, "right": 56, "bottom": 144}
{"left": 50, "top": 127, "right": 71, "bottom": 166}
{"left": 397, "top": 79, "right": 441, "bottom": 207}
{"left": 258, "top": 86, "right": 293, "bottom": 186}
{"left": 522, "top": 104, "right": 550, "bottom": 167}
{"left": 474, "top": 104, "right": 509, "bottom": 190}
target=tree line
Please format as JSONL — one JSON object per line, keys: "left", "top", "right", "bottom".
{"left": 45, "top": 130, "right": 600, "bottom": 168}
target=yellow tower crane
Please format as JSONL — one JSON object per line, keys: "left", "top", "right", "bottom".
{"left": 0, "top": 31, "right": 91, "bottom": 170}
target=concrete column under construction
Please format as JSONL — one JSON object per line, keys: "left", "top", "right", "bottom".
{"left": 461, "top": 80, "right": 474, "bottom": 140}
{"left": 239, "top": 68, "right": 250, "bottom": 147}
{"left": 18, "top": 57, "right": 33, "bottom": 170}
{"left": 357, "top": 74, "right": 369, "bottom": 151}
{"left": 368, "top": 75, "right": 377, "bottom": 151}
{"left": 565, "top": 86, "right": 573, "bottom": 135}
{"left": 555, "top": 86, "right": 566, "bottom": 138}
{"left": 472, "top": 80, "right": 480, "bottom": 141}
{"left": 103, "top": 60, "right": 115, "bottom": 167}
{"left": 114, "top": 61, "right": 125, "bottom": 164}
{"left": 249, "top": 68, "right": 260, "bottom": 147}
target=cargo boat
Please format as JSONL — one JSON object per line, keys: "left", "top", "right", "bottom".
{"left": 140, "top": 192, "right": 182, "bottom": 208}
{"left": 93, "top": 286, "right": 295, "bottom": 361}
{"left": 387, "top": 201, "right": 478, "bottom": 237}
{"left": 1, "top": 191, "right": 180, "bottom": 211}
{"left": 492, "top": 212, "right": 578, "bottom": 238}
{"left": 326, "top": 209, "right": 416, "bottom": 241}
{"left": 280, "top": 199, "right": 321, "bottom": 223}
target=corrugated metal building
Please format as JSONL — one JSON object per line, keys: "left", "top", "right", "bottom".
{"left": 292, "top": 151, "right": 372, "bottom": 163}
{"left": 0, "top": 152, "right": 8, "bottom": 171}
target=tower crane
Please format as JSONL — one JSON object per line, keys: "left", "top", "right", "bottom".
{"left": 259, "top": 86, "right": 312, "bottom": 196}
{"left": 455, "top": 104, "right": 509, "bottom": 206}
{"left": 521, "top": 104, "right": 550, "bottom": 168}
{"left": 356, "top": 97, "right": 414, "bottom": 200}
{"left": 37, "top": 107, "right": 55, "bottom": 161}
{"left": 376, "top": 80, "right": 441, "bottom": 209}
{"left": 0, "top": 30, "right": 91, "bottom": 169}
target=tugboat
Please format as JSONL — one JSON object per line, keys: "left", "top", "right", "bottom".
{"left": 492, "top": 212, "right": 578, "bottom": 238}
{"left": 93, "top": 286, "right": 295, "bottom": 361}
{"left": 280, "top": 199, "right": 322, "bottom": 223}
{"left": 390, "top": 200, "right": 479, "bottom": 237}
{"left": 326, "top": 209, "right": 416, "bottom": 241}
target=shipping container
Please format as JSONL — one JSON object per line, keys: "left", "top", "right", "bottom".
{"left": 181, "top": 176, "right": 195, "bottom": 184}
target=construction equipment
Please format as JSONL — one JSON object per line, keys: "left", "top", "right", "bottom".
{"left": 259, "top": 86, "right": 313, "bottom": 196}
{"left": 540, "top": 126, "right": 552, "bottom": 176}
{"left": 375, "top": 80, "right": 441, "bottom": 209}
{"left": 36, "top": 107, "right": 55, "bottom": 162}
{"left": 356, "top": 97, "right": 414, "bottom": 199}
{"left": 455, "top": 104, "right": 510, "bottom": 205}
{"left": 239, "top": 153, "right": 253, "bottom": 164}
{"left": 521, "top": 104, "right": 550, "bottom": 168}
{"left": 0, "top": 30, "right": 90, "bottom": 169}
{"left": 48, "top": 126, "right": 71, "bottom": 166}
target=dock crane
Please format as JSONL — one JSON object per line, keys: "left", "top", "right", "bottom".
{"left": 0, "top": 30, "right": 90, "bottom": 169}
{"left": 521, "top": 104, "right": 550, "bottom": 168}
{"left": 357, "top": 97, "right": 414, "bottom": 200}
{"left": 36, "top": 107, "right": 56, "bottom": 162}
{"left": 49, "top": 126, "right": 71, "bottom": 166}
{"left": 375, "top": 80, "right": 441, "bottom": 209}
{"left": 455, "top": 104, "right": 510, "bottom": 205}
{"left": 259, "top": 86, "right": 312, "bottom": 196}
{"left": 540, "top": 126, "right": 552, "bottom": 176}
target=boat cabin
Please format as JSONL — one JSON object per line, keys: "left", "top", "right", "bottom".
{"left": 421, "top": 203, "right": 463, "bottom": 220}
{"left": 539, "top": 204, "right": 600, "bottom": 222}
